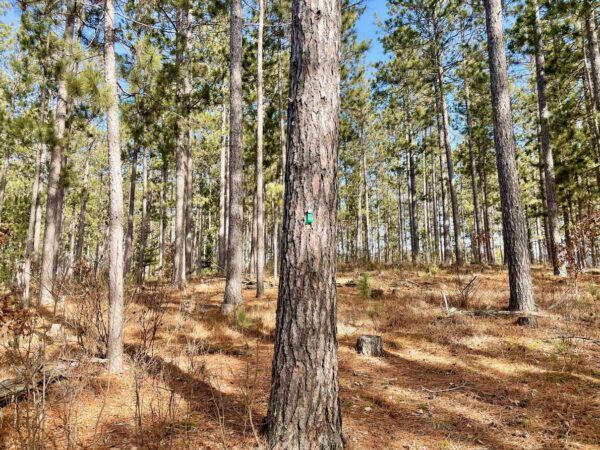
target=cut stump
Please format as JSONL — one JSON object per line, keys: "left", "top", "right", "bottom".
{"left": 356, "top": 335, "right": 383, "bottom": 357}
{"left": 370, "top": 289, "right": 384, "bottom": 299}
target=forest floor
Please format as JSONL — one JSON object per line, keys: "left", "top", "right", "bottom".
{"left": 1, "top": 266, "right": 599, "bottom": 449}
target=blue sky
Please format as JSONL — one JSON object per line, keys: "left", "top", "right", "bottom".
{"left": 355, "top": 0, "right": 389, "bottom": 70}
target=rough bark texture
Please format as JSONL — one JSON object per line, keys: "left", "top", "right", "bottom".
{"left": 255, "top": 0, "right": 265, "bottom": 297}
{"left": 356, "top": 335, "right": 383, "bottom": 357}
{"left": 222, "top": 0, "right": 244, "bottom": 312}
{"left": 483, "top": 0, "right": 536, "bottom": 320}
{"left": 105, "top": 0, "right": 125, "bottom": 373}
{"left": 265, "top": 0, "right": 343, "bottom": 446}
{"left": 39, "top": 0, "right": 76, "bottom": 306}
{"left": 533, "top": 0, "right": 565, "bottom": 276}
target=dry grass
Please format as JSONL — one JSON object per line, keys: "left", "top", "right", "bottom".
{"left": 1, "top": 266, "right": 599, "bottom": 449}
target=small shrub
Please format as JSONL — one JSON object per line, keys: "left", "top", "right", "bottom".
{"left": 235, "top": 309, "right": 253, "bottom": 330}
{"left": 358, "top": 274, "right": 371, "bottom": 299}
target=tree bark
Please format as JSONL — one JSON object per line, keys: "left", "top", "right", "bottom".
{"left": 218, "top": 103, "right": 228, "bottom": 274}
{"left": 465, "top": 83, "right": 482, "bottom": 264}
{"left": 255, "top": 0, "right": 265, "bottom": 297}
{"left": 408, "top": 137, "right": 419, "bottom": 265}
{"left": 23, "top": 82, "right": 48, "bottom": 307}
{"left": 222, "top": 0, "right": 244, "bottom": 312}
{"left": 265, "top": 0, "right": 343, "bottom": 445}
{"left": 483, "top": 0, "right": 536, "bottom": 320}
{"left": 437, "top": 63, "right": 463, "bottom": 266}
{"left": 74, "top": 155, "right": 90, "bottom": 269}
{"left": 533, "top": 0, "right": 565, "bottom": 276}
{"left": 39, "top": 0, "right": 77, "bottom": 306}
{"left": 124, "top": 146, "right": 139, "bottom": 275}
{"left": 174, "top": 6, "right": 192, "bottom": 288}
{"left": 105, "top": 0, "right": 126, "bottom": 372}
{"left": 158, "top": 163, "right": 166, "bottom": 278}
{"left": 137, "top": 149, "right": 149, "bottom": 284}
{"left": 0, "top": 150, "right": 9, "bottom": 221}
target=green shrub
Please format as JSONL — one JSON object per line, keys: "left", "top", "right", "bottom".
{"left": 358, "top": 273, "right": 370, "bottom": 299}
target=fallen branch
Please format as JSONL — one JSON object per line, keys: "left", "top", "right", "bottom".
{"left": 554, "top": 335, "right": 600, "bottom": 346}
{"left": 442, "top": 309, "right": 547, "bottom": 318}
{"left": 421, "top": 382, "right": 468, "bottom": 395}
{"left": 0, "top": 360, "right": 78, "bottom": 406}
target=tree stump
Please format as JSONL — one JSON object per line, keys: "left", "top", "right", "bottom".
{"left": 370, "top": 289, "right": 384, "bottom": 299}
{"left": 355, "top": 335, "right": 383, "bottom": 357}
{"left": 391, "top": 288, "right": 402, "bottom": 298}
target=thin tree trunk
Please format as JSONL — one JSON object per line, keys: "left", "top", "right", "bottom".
{"left": 481, "top": 168, "right": 494, "bottom": 264}
{"left": 0, "top": 150, "right": 9, "bottom": 220}
{"left": 266, "top": 0, "right": 343, "bottom": 443}
{"left": 74, "top": 155, "right": 90, "bottom": 270}
{"left": 408, "top": 132, "right": 419, "bottom": 265}
{"left": 105, "top": 0, "right": 125, "bottom": 372}
{"left": 397, "top": 167, "right": 405, "bottom": 264}
{"left": 158, "top": 163, "right": 167, "bottom": 278}
{"left": 255, "top": 0, "right": 265, "bottom": 297}
{"left": 39, "top": 0, "right": 77, "bottom": 306}
{"left": 437, "top": 63, "right": 463, "bottom": 266}
{"left": 23, "top": 84, "right": 48, "bottom": 307}
{"left": 137, "top": 149, "right": 149, "bottom": 284}
{"left": 124, "top": 146, "right": 139, "bottom": 274}
{"left": 361, "top": 148, "right": 371, "bottom": 263}
{"left": 440, "top": 153, "right": 451, "bottom": 264}
{"left": 218, "top": 103, "right": 228, "bottom": 274}
{"left": 483, "top": 0, "right": 536, "bottom": 321}
{"left": 465, "top": 84, "right": 482, "bottom": 264}
{"left": 222, "top": 0, "right": 244, "bottom": 312}
{"left": 533, "top": 0, "right": 565, "bottom": 276}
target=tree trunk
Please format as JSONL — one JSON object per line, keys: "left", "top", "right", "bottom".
{"left": 0, "top": 150, "right": 9, "bottom": 221}
{"left": 437, "top": 62, "right": 463, "bottom": 266}
{"left": 74, "top": 155, "right": 90, "bottom": 271}
{"left": 185, "top": 143, "right": 193, "bottom": 276}
{"left": 465, "top": 84, "right": 482, "bottom": 264}
{"left": 124, "top": 146, "right": 139, "bottom": 275}
{"left": 218, "top": 103, "right": 228, "bottom": 274}
{"left": 23, "top": 81, "right": 48, "bottom": 307}
{"left": 440, "top": 153, "right": 451, "bottom": 264}
{"left": 408, "top": 137, "right": 419, "bottom": 265}
{"left": 277, "top": 32, "right": 286, "bottom": 275}
{"left": 255, "top": 0, "right": 265, "bottom": 297}
{"left": 533, "top": 0, "right": 565, "bottom": 276}
{"left": 105, "top": 0, "right": 125, "bottom": 372}
{"left": 39, "top": 0, "right": 77, "bottom": 306}
{"left": 158, "top": 163, "right": 166, "bottom": 278}
{"left": 585, "top": 5, "right": 600, "bottom": 113}
{"left": 361, "top": 148, "right": 371, "bottom": 263}
{"left": 137, "top": 149, "right": 149, "bottom": 284}
{"left": 483, "top": 0, "right": 536, "bottom": 321}
{"left": 397, "top": 168, "right": 405, "bottom": 264}
{"left": 222, "top": 0, "right": 244, "bottom": 312}
{"left": 174, "top": 6, "right": 192, "bottom": 289}
{"left": 481, "top": 168, "right": 495, "bottom": 264}
{"left": 265, "top": 0, "right": 343, "bottom": 444}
